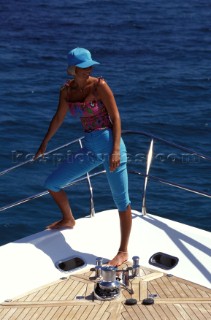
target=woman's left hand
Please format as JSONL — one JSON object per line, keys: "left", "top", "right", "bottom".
{"left": 110, "top": 152, "right": 120, "bottom": 172}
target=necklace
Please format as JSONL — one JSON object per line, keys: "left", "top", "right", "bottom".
{"left": 73, "top": 80, "right": 87, "bottom": 94}
{"left": 79, "top": 86, "right": 85, "bottom": 94}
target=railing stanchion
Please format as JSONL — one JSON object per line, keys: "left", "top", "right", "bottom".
{"left": 142, "top": 139, "right": 154, "bottom": 216}
{"left": 1, "top": 131, "right": 210, "bottom": 215}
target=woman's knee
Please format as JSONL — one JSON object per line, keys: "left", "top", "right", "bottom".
{"left": 44, "top": 176, "right": 60, "bottom": 192}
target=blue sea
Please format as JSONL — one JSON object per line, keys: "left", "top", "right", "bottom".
{"left": 0, "top": 0, "right": 210, "bottom": 246}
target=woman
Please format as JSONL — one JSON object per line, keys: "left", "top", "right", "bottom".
{"left": 35, "top": 47, "right": 132, "bottom": 266}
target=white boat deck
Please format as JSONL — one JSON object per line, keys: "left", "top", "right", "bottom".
{"left": 0, "top": 209, "right": 210, "bottom": 304}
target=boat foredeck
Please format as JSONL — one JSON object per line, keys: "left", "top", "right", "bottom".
{"left": 0, "top": 263, "right": 210, "bottom": 320}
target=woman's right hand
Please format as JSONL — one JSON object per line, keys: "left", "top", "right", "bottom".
{"left": 34, "top": 141, "right": 48, "bottom": 160}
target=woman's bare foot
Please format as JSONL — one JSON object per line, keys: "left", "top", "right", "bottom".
{"left": 46, "top": 218, "right": 76, "bottom": 229}
{"left": 47, "top": 190, "right": 76, "bottom": 229}
{"left": 108, "top": 251, "right": 128, "bottom": 267}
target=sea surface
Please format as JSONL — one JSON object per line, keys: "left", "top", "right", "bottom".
{"left": 0, "top": 0, "right": 210, "bottom": 246}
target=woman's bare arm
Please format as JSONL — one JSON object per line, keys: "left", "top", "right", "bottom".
{"left": 97, "top": 79, "right": 121, "bottom": 171}
{"left": 34, "top": 88, "right": 69, "bottom": 159}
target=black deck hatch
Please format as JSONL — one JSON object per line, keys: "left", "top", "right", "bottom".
{"left": 56, "top": 256, "right": 86, "bottom": 272}
{"left": 149, "top": 252, "right": 179, "bottom": 270}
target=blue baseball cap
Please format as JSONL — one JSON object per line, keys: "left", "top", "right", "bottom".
{"left": 67, "top": 48, "right": 100, "bottom": 68}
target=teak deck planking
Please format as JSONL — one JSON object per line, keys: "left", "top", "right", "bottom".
{"left": 0, "top": 263, "right": 210, "bottom": 320}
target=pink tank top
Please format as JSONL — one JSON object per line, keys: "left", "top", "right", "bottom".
{"left": 64, "top": 78, "right": 113, "bottom": 132}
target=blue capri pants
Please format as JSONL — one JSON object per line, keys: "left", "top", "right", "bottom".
{"left": 44, "top": 128, "right": 131, "bottom": 211}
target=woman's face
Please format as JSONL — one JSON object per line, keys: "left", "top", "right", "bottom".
{"left": 75, "top": 66, "right": 93, "bottom": 79}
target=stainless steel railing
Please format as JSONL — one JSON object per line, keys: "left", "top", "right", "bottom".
{"left": 0, "top": 130, "right": 210, "bottom": 215}
{"left": 0, "top": 137, "right": 85, "bottom": 177}
{"left": 0, "top": 136, "right": 100, "bottom": 217}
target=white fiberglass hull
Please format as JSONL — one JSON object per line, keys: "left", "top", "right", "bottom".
{"left": 0, "top": 209, "right": 210, "bottom": 303}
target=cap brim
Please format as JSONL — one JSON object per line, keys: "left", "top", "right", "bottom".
{"left": 75, "top": 60, "right": 100, "bottom": 68}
